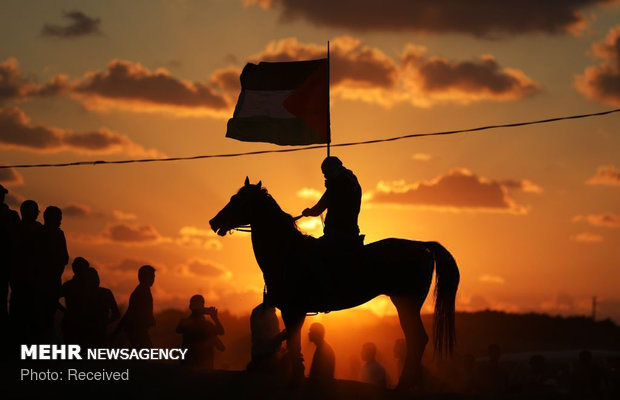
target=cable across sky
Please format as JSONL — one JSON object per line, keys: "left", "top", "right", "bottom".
{"left": 1, "top": 108, "right": 619, "bottom": 170}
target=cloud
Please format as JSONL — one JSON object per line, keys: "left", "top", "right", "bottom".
{"left": 571, "top": 232, "right": 604, "bottom": 242}
{"left": 41, "top": 11, "right": 102, "bottom": 38}
{"left": 400, "top": 46, "right": 540, "bottom": 106}
{"left": 110, "top": 258, "right": 156, "bottom": 272}
{"left": 184, "top": 258, "right": 232, "bottom": 279}
{"left": 500, "top": 179, "right": 544, "bottom": 193}
{"left": 585, "top": 165, "right": 620, "bottom": 186}
{"left": 479, "top": 274, "right": 505, "bottom": 285}
{"left": 576, "top": 25, "right": 620, "bottom": 106}
{"left": 0, "top": 166, "right": 23, "bottom": 186}
{"left": 72, "top": 60, "right": 232, "bottom": 116}
{"left": 176, "top": 226, "right": 223, "bottom": 250}
{"left": 73, "top": 222, "right": 169, "bottom": 246}
{"left": 245, "top": 37, "right": 538, "bottom": 107}
{"left": 0, "top": 106, "right": 161, "bottom": 156}
{"left": 246, "top": 0, "right": 615, "bottom": 37}
{"left": 72, "top": 221, "right": 225, "bottom": 249}
{"left": 210, "top": 67, "right": 241, "bottom": 93}
{"left": 297, "top": 218, "right": 323, "bottom": 236}
{"left": 102, "top": 223, "right": 165, "bottom": 243}
{"left": 0, "top": 58, "right": 68, "bottom": 103}
{"left": 539, "top": 293, "right": 596, "bottom": 317}
{"left": 370, "top": 168, "right": 541, "bottom": 213}
{"left": 412, "top": 153, "right": 432, "bottom": 162}
{"left": 2, "top": 38, "right": 538, "bottom": 115}
{"left": 573, "top": 213, "right": 620, "bottom": 228}
{"left": 297, "top": 187, "right": 322, "bottom": 200}
{"left": 62, "top": 203, "right": 91, "bottom": 218}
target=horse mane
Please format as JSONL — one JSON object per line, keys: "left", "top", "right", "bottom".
{"left": 238, "top": 185, "right": 304, "bottom": 236}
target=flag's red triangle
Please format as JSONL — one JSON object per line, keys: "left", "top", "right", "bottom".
{"left": 283, "top": 60, "right": 329, "bottom": 141}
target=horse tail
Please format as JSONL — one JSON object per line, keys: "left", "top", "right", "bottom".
{"left": 428, "top": 241, "right": 460, "bottom": 358}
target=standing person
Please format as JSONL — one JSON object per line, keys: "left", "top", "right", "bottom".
{"left": 38, "top": 206, "right": 69, "bottom": 342}
{"left": 0, "top": 184, "right": 19, "bottom": 327}
{"left": 59, "top": 257, "right": 91, "bottom": 344}
{"left": 308, "top": 322, "right": 335, "bottom": 383}
{"left": 11, "top": 200, "right": 42, "bottom": 342}
{"left": 247, "top": 293, "right": 286, "bottom": 372}
{"left": 118, "top": 265, "right": 156, "bottom": 347}
{"left": 360, "top": 342, "right": 387, "bottom": 388}
{"left": 83, "top": 268, "right": 120, "bottom": 347}
{"left": 477, "top": 344, "right": 508, "bottom": 395}
{"left": 176, "top": 294, "right": 225, "bottom": 369}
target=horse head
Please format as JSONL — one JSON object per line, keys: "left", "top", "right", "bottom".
{"left": 209, "top": 177, "right": 263, "bottom": 236}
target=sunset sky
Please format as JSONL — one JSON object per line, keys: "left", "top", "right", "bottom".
{"left": 1, "top": 0, "right": 619, "bottom": 324}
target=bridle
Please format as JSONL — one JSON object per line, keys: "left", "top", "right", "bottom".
{"left": 230, "top": 214, "right": 304, "bottom": 234}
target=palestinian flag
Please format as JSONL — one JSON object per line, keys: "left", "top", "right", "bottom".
{"left": 226, "top": 59, "right": 330, "bottom": 146}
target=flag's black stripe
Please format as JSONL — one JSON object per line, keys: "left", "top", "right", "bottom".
{"left": 240, "top": 59, "right": 326, "bottom": 90}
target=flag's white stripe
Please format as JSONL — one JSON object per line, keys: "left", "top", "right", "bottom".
{"left": 235, "top": 90, "right": 296, "bottom": 119}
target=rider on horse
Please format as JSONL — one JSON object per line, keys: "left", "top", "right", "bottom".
{"left": 302, "top": 156, "right": 363, "bottom": 252}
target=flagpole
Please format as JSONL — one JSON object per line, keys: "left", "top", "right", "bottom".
{"left": 327, "top": 40, "right": 331, "bottom": 158}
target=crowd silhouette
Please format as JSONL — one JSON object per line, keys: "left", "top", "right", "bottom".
{"left": 1, "top": 183, "right": 617, "bottom": 398}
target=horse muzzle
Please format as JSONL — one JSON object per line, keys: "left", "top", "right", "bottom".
{"left": 209, "top": 216, "right": 228, "bottom": 236}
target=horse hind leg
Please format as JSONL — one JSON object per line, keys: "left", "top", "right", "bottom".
{"left": 391, "top": 296, "right": 428, "bottom": 391}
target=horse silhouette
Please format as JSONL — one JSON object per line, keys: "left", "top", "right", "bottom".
{"left": 209, "top": 178, "right": 460, "bottom": 390}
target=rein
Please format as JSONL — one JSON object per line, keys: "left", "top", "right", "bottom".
{"left": 231, "top": 214, "right": 303, "bottom": 234}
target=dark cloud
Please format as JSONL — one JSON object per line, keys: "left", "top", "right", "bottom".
{"left": 247, "top": 0, "right": 615, "bottom": 37}
{"left": 371, "top": 168, "right": 540, "bottom": 213}
{"left": 401, "top": 47, "right": 539, "bottom": 104}
{"left": 110, "top": 258, "right": 155, "bottom": 272}
{"left": 101, "top": 223, "right": 164, "bottom": 244}
{"left": 0, "top": 166, "right": 23, "bottom": 186}
{"left": 585, "top": 165, "right": 620, "bottom": 186}
{"left": 500, "top": 179, "right": 543, "bottom": 193}
{"left": 210, "top": 67, "right": 241, "bottom": 92}
{"left": 72, "top": 60, "right": 231, "bottom": 116}
{"left": 70, "top": 221, "right": 170, "bottom": 246}
{"left": 41, "top": 11, "right": 102, "bottom": 38}
{"left": 62, "top": 203, "right": 91, "bottom": 218}
{"left": 0, "top": 106, "right": 161, "bottom": 156}
{"left": 186, "top": 259, "right": 231, "bottom": 278}
{"left": 0, "top": 58, "right": 68, "bottom": 103}
{"left": 176, "top": 226, "right": 222, "bottom": 250}
{"left": 576, "top": 26, "right": 620, "bottom": 106}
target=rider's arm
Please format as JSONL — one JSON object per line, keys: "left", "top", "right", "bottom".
{"left": 303, "top": 191, "right": 328, "bottom": 217}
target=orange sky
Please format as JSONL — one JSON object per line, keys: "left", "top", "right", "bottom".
{"left": 1, "top": 0, "right": 619, "bottom": 324}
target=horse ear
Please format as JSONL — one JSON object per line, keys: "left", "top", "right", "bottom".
{"left": 244, "top": 176, "right": 250, "bottom": 186}
{"left": 257, "top": 181, "right": 262, "bottom": 189}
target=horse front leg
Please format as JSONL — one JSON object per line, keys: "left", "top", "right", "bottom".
{"left": 281, "top": 309, "right": 306, "bottom": 384}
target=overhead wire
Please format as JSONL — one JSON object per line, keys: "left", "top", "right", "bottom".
{"left": 1, "top": 108, "right": 618, "bottom": 170}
